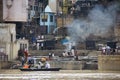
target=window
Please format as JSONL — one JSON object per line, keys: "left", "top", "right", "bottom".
{"left": 28, "top": 14, "right": 30, "bottom": 19}
{"left": 59, "top": 1, "right": 63, "bottom": 7}
{"left": 25, "top": 44, "right": 27, "bottom": 49}
{"left": 34, "top": 6, "right": 38, "bottom": 11}
{"left": 11, "top": 34, "right": 13, "bottom": 42}
{"left": 50, "top": 15, "right": 53, "bottom": 22}
{"left": 30, "top": 6, "right": 32, "bottom": 10}
{"left": 20, "top": 44, "right": 23, "bottom": 49}
{"left": 41, "top": 15, "right": 48, "bottom": 22}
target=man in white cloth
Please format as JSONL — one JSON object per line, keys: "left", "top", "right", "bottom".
{"left": 102, "top": 46, "right": 106, "bottom": 55}
{"left": 45, "top": 62, "right": 51, "bottom": 69}
{"left": 37, "top": 61, "right": 43, "bottom": 69}
{"left": 106, "top": 45, "right": 111, "bottom": 55}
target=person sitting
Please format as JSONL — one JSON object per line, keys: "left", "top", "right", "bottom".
{"left": 28, "top": 58, "right": 34, "bottom": 68}
{"left": 45, "top": 62, "right": 51, "bottom": 69}
{"left": 37, "top": 61, "right": 44, "bottom": 69}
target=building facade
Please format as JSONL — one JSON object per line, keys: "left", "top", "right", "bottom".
{"left": 0, "top": 23, "right": 29, "bottom": 61}
{"left": 40, "top": 5, "right": 56, "bottom": 34}
{"left": 3, "top": 0, "right": 28, "bottom": 22}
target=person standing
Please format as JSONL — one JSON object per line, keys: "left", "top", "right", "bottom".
{"left": 37, "top": 43, "right": 40, "bottom": 50}
{"left": 18, "top": 49, "right": 24, "bottom": 66}
{"left": 71, "top": 49, "right": 75, "bottom": 56}
{"left": 18, "top": 49, "right": 24, "bottom": 60}
{"left": 106, "top": 46, "right": 111, "bottom": 55}
{"left": 24, "top": 48, "right": 29, "bottom": 63}
{"left": 41, "top": 42, "right": 44, "bottom": 50}
{"left": 102, "top": 46, "right": 106, "bottom": 55}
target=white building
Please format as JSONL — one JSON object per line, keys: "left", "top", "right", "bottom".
{"left": 0, "top": 23, "right": 29, "bottom": 61}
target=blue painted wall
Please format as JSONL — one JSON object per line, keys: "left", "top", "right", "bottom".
{"left": 40, "top": 12, "right": 56, "bottom": 34}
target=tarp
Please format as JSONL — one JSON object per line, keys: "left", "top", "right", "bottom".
{"left": 61, "top": 39, "right": 69, "bottom": 45}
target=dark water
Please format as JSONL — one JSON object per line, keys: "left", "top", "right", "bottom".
{"left": 0, "top": 70, "right": 120, "bottom": 80}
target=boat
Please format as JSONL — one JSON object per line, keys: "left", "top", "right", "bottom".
{"left": 20, "top": 68, "right": 61, "bottom": 71}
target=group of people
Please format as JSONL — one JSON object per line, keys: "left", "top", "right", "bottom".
{"left": 18, "top": 48, "right": 51, "bottom": 69}
{"left": 22, "top": 57, "right": 51, "bottom": 69}
{"left": 36, "top": 57, "right": 51, "bottom": 69}
{"left": 62, "top": 48, "right": 79, "bottom": 60}
{"left": 62, "top": 49, "right": 76, "bottom": 57}
{"left": 101, "top": 45, "right": 117, "bottom": 55}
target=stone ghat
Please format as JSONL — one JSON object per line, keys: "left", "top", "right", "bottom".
{"left": 0, "top": 71, "right": 120, "bottom": 80}
{"left": 0, "top": 61, "right": 12, "bottom": 69}
{"left": 49, "top": 61, "right": 85, "bottom": 70}
{"left": 0, "top": 55, "right": 98, "bottom": 70}
{"left": 29, "top": 50, "right": 100, "bottom": 56}
{"left": 98, "top": 55, "right": 120, "bottom": 71}
{"left": 33, "top": 56, "right": 98, "bottom": 70}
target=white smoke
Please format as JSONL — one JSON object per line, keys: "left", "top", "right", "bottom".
{"left": 62, "top": 2, "right": 119, "bottom": 52}
{"left": 67, "top": 3, "right": 119, "bottom": 47}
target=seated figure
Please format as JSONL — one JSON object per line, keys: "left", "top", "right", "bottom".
{"left": 45, "top": 62, "right": 51, "bottom": 69}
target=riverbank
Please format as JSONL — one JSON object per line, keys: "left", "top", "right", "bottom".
{"left": 1, "top": 49, "right": 99, "bottom": 70}
{"left": 0, "top": 69, "right": 120, "bottom": 74}
{"left": 0, "top": 69, "right": 120, "bottom": 80}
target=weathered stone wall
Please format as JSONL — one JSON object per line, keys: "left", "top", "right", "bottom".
{"left": 0, "top": 61, "right": 10, "bottom": 69}
{"left": 49, "top": 61, "right": 85, "bottom": 70}
{"left": 0, "top": 23, "right": 16, "bottom": 61}
{"left": 29, "top": 50, "right": 100, "bottom": 56}
{"left": 3, "top": 0, "right": 28, "bottom": 22}
{"left": 0, "top": 23, "right": 29, "bottom": 61}
{"left": 98, "top": 55, "right": 120, "bottom": 71}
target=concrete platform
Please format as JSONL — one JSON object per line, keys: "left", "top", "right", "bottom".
{"left": 98, "top": 55, "right": 120, "bottom": 71}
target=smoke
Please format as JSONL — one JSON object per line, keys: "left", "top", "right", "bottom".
{"left": 67, "top": 3, "right": 119, "bottom": 47}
